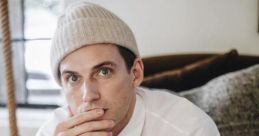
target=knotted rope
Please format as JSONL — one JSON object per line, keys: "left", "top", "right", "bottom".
{"left": 0, "top": 0, "right": 19, "bottom": 136}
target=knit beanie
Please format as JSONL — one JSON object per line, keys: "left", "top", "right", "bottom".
{"left": 50, "top": 1, "right": 139, "bottom": 85}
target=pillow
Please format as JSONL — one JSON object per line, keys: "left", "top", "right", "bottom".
{"left": 141, "top": 49, "right": 238, "bottom": 92}
{"left": 180, "top": 64, "right": 259, "bottom": 136}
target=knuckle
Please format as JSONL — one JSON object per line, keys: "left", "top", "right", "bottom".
{"left": 55, "top": 121, "right": 69, "bottom": 136}
{"left": 56, "top": 121, "right": 67, "bottom": 129}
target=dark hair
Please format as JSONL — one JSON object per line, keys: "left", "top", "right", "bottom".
{"left": 117, "top": 45, "right": 137, "bottom": 72}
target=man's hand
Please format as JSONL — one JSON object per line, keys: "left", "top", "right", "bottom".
{"left": 54, "top": 109, "right": 114, "bottom": 136}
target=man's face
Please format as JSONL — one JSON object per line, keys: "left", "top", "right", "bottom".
{"left": 59, "top": 44, "right": 142, "bottom": 130}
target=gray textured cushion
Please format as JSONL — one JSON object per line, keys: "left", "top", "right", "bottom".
{"left": 180, "top": 64, "right": 259, "bottom": 136}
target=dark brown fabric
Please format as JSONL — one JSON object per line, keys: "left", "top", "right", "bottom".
{"left": 142, "top": 54, "right": 216, "bottom": 77}
{"left": 141, "top": 49, "right": 239, "bottom": 92}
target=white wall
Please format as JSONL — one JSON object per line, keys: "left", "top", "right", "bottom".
{"left": 66, "top": 0, "right": 259, "bottom": 57}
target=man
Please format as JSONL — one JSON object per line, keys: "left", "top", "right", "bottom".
{"left": 37, "top": 1, "right": 220, "bottom": 136}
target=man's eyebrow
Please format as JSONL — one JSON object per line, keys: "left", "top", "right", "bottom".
{"left": 92, "top": 61, "right": 116, "bottom": 70}
{"left": 60, "top": 61, "right": 116, "bottom": 77}
{"left": 60, "top": 70, "right": 78, "bottom": 77}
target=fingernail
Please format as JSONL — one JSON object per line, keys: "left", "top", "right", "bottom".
{"left": 96, "top": 109, "right": 104, "bottom": 115}
{"left": 109, "top": 120, "right": 115, "bottom": 127}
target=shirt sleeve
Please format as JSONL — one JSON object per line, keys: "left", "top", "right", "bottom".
{"left": 35, "top": 120, "right": 54, "bottom": 136}
{"left": 192, "top": 119, "right": 221, "bottom": 136}
{"left": 35, "top": 107, "right": 69, "bottom": 136}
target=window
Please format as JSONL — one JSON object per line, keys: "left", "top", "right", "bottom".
{"left": 0, "top": 0, "right": 64, "bottom": 107}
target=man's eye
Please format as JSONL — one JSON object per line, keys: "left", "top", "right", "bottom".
{"left": 98, "top": 68, "right": 112, "bottom": 77}
{"left": 68, "top": 74, "right": 79, "bottom": 83}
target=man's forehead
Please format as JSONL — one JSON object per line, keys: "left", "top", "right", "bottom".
{"left": 59, "top": 44, "right": 122, "bottom": 73}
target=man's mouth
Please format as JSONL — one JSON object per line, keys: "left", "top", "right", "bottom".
{"left": 77, "top": 103, "right": 109, "bottom": 114}
{"left": 85, "top": 108, "right": 108, "bottom": 113}
{"left": 103, "top": 108, "right": 108, "bottom": 113}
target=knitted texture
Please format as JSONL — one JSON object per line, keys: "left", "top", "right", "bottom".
{"left": 50, "top": 1, "right": 139, "bottom": 85}
{"left": 180, "top": 64, "right": 259, "bottom": 136}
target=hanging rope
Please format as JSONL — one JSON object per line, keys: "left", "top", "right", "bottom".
{"left": 0, "top": 0, "right": 19, "bottom": 136}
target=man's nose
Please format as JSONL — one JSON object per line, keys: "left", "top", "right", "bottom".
{"left": 81, "top": 80, "right": 100, "bottom": 102}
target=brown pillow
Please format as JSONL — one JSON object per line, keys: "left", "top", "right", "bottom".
{"left": 141, "top": 49, "right": 238, "bottom": 92}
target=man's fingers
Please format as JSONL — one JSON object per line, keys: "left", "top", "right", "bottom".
{"left": 57, "top": 109, "right": 104, "bottom": 130}
{"left": 79, "top": 131, "right": 113, "bottom": 136}
{"left": 56, "top": 119, "right": 114, "bottom": 136}
{"left": 70, "top": 120, "right": 115, "bottom": 135}
{"left": 56, "top": 131, "right": 112, "bottom": 136}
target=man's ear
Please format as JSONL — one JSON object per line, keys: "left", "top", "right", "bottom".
{"left": 131, "top": 58, "right": 144, "bottom": 87}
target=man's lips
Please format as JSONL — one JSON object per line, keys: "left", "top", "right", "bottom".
{"left": 85, "top": 108, "right": 108, "bottom": 112}
{"left": 76, "top": 103, "right": 109, "bottom": 114}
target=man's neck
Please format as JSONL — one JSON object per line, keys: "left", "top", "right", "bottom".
{"left": 112, "top": 94, "right": 136, "bottom": 136}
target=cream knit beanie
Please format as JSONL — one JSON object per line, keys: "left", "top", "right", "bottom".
{"left": 50, "top": 1, "right": 139, "bottom": 85}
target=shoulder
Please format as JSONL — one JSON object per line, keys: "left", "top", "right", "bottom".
{"left": 137, "top": 87, "right": 220, "bottom": 136}
{"left": 36, "top": 107, "right": 69, "bottom": 136}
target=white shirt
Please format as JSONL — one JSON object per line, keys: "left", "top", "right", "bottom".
{"left": 36, "top": 87, "right": 220, "bottom": 136}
